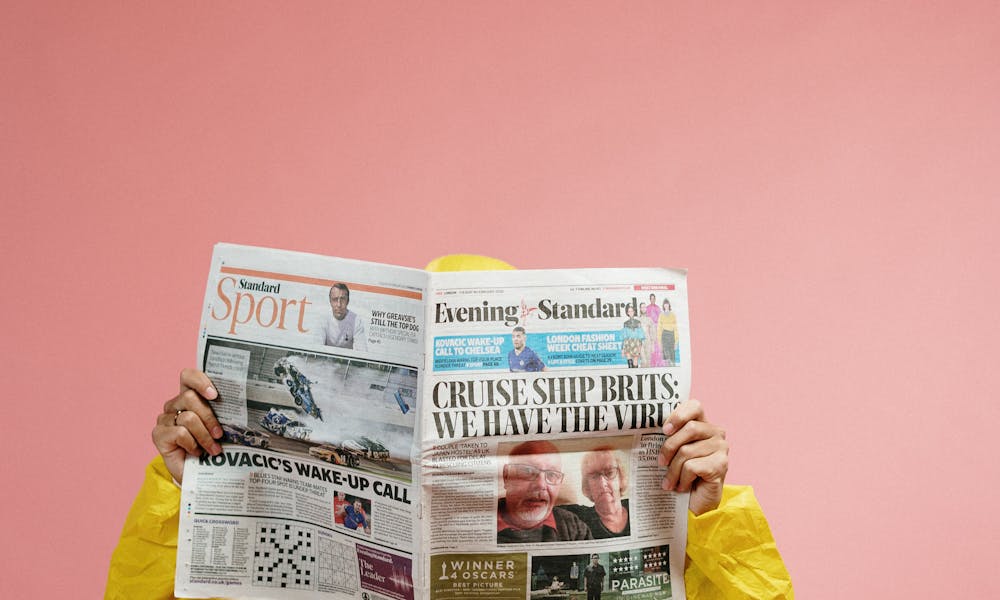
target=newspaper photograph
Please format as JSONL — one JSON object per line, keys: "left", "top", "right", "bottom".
{"left": 175, "top": 244, "right": 692, "bottom": 600}
{"left": 203, "top": 338, "right": 418, "bottom": 481}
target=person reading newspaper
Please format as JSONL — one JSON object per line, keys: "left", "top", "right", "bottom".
{"left": 106, "top": 254, "right": 793, "bottom": 599}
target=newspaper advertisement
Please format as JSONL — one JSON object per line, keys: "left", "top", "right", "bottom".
{"left": 176, "top": 244, "right": 692, "bottom": 600}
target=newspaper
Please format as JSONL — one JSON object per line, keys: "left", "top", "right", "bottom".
{"left": 176, "top": 244, "right": 692, "bottom": 600}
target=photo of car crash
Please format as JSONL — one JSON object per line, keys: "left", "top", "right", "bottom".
{"left": 273, "top": 357, "right": 322, "bottom": 419}
{"left": 203, "top": 338, "right": 418, "bottom": 482}
{"left": 220, "top": 423, "right": 270, "bottom": 449}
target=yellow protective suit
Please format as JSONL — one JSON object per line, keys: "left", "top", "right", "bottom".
{"left": 106, "top": 254, "right": 794, "bottom": 599}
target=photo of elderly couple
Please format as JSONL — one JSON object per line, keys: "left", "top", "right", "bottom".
{"left": 497, "top": 438, "right": 631, "bottom": 544}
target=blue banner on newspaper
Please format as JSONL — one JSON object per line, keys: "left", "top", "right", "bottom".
{"left": 432, "top": 331, "right": 630, "bottom": 372}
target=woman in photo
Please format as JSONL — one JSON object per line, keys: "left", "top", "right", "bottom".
{"left": 638, "top": 301, "right": 660, "bottom": 367}
{"left": 562, "top": 447, "right": 630, "bottom": 539}
{"left": 621, "top": 304, "right": 645, "bottom": 368}
{"left": 657, "top": 299, "right": 678, "bottom": 366}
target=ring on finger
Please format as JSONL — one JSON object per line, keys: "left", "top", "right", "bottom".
{"left": 174, "top": 409, "right": 187, "bottom": 426}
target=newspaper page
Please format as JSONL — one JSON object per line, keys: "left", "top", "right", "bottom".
{"left": 176, "top": 244, "right": 428, "bottom": 599}
{"left": 176, "top": 244, "right": 692, "bottom": 600}
{"left": 422, "top": 269, "right": 690, "bottom": 600}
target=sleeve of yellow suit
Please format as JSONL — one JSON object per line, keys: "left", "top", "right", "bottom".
{"left": 685, "top": 485, "right": 795, "bottom": 599}
{"left": 105, "top": 457, "right": 229, "bottom": 600}
{"left": 105, "top": 457, "right": 181, "bottom": 599}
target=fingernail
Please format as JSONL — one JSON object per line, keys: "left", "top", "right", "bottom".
{"left": 212, "top": 426, "right": 223, "bottom": 438}
{"left": 205, "top": 386, "right": 218, "bottom": 399}
{"left": 662, "top": 479, "right": 673, "bottom": 491}
{"left": 657, "top": 453, "right": 666, "bottom": 466}
{"left": 663, "top": 422, "right": 674, "bottom": 435}
{"left": 211, "top": 443, "right": 222, "bottom": 455}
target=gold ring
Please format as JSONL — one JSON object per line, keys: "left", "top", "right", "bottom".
{"left": 174, "top": 409, "right": 186, "bottom": 426}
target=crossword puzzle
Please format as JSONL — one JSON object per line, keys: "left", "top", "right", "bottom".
{"left": 253, "top": 520, "right": 316, "bottom": 590}
{"left": 317, "top": 536, "right": 359, "bottom": 592}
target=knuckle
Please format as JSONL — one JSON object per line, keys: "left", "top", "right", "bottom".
{"left": 674, "top": 444, "right": 693, "bottom": 461}
{"left": 176, "top": 410, "right": 196, "bottom": 428}
{"left": 153, "top": 426, "right": 177, "bottom": 451}
{"left": 698, "top": 454, "right": 726, "bottom": 479}
{"left": 712, "top": 457, "right": 729, "bottom": 480}
{"left": 180, "top": 390, "right": 205, "bottom": 408}
{"left": 695, "top": 459, "right": 718, "bottom": 480}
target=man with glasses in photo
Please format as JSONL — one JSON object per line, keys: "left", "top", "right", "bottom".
{"left": 497, "top": 440, "right": 593, "bottom": 543}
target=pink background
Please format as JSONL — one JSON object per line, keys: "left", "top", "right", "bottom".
{"left": 2, "top": 2, "right": 998, "bottom": 598}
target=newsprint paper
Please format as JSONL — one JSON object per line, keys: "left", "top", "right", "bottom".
{"left": 176, "top": 244, "right": 691, "bottom": 600}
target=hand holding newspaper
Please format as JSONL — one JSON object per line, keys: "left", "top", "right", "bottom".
{"left": 176, "top": 244, "right": 692, "bottom": 600}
